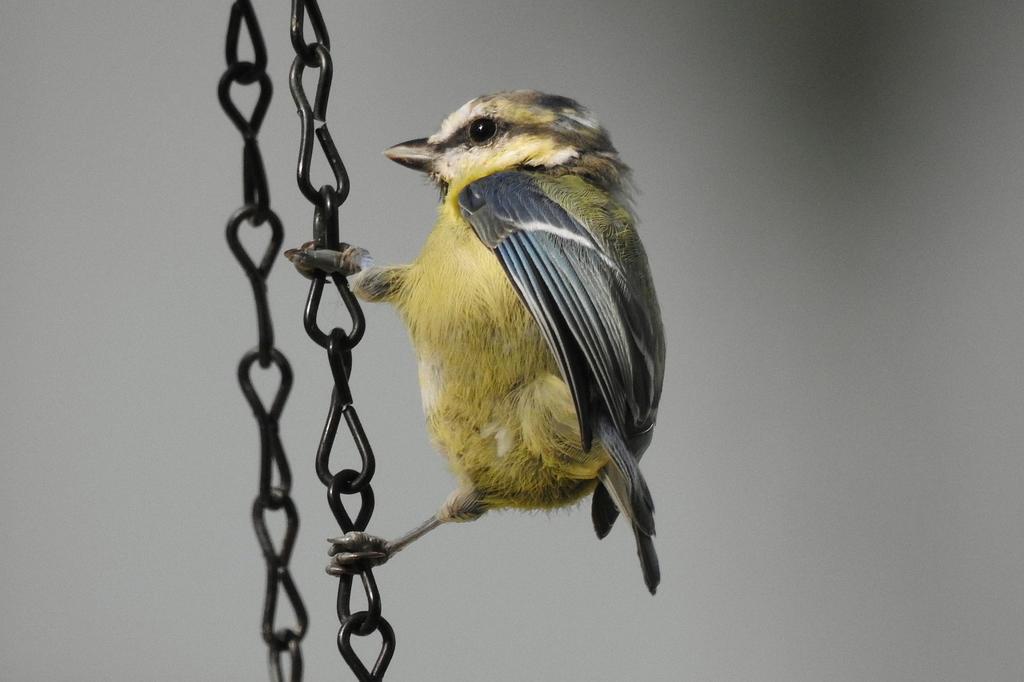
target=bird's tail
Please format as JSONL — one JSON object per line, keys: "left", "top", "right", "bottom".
{"left": 634, "top": 525, "right": 660, "bottom": 595}
{"left": 594, "top": 417, "right": 659, "bottom": 594}
{"left": 591, "top": 481, "right": 619, "bottom": 539}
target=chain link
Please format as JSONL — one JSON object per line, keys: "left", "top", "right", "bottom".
{"left": 220, "top": 3, "right": 309, "bottom": 680}
{"left": 287, "top": 1, "right": 395, "bottom": 680}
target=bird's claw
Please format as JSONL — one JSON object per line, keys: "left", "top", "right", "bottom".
{"left": 284, "top": 241, "right": 373, "bottom": 280}
{"left": 326, "top": 531, "right": 391, "bottom": 575}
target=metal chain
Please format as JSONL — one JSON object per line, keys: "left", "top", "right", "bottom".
{"left": 287, "top": 1, "right": 396, "bottom": 680}
{"left": 219, "top": 2, "right": 309, "bottom": 680}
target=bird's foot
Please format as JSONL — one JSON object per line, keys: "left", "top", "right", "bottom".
{"left": 284, "top": 241, "right": 373, "bottom": 279}
{"left": 326, "top": 531, "right": 391, "bottom": 576}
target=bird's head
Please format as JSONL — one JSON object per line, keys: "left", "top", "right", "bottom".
{"left": 385, "top": 90, "right": 627, "bottom": 199}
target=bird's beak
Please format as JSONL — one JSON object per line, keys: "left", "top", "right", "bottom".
{"left": 384, "top": 137, "right": 436, "bottom": 173}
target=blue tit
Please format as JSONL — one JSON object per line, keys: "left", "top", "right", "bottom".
{"left": 287, "top": 90, "right": 665, "bottom": 593}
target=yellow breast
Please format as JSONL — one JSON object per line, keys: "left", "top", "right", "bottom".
{"left": 393, "top": 208, "right": 607, "bottom": 509}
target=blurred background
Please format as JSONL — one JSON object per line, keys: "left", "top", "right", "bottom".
{"left": 2, "top": 1, "right": 1023, "bottom": 680}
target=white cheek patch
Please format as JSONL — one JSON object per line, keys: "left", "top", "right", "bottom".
{"left": 435, "top": 140, "right": 579, "bottom": 183}
{"left": 435, "top": 149, "right": 467, "bottom": 181}
{"left": 434, "top": 147, "right": 470, "bottom": 179}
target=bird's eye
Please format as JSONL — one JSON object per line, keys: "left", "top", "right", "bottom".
{"left": 468, "top": 117, "right": 498, "bottom": 143}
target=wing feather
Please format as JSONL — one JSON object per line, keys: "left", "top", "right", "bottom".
{"left": 498, "top": 236, "right": 593, "bottom": 445}
{"left": 460, "top": 171, "right": 660, "bottom": 450}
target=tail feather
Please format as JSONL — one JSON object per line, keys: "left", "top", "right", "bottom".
{"left": 593, "top": 417, "right": 658, "bottom": 592}
{"left": 635, "top": 526, "right": 660, "bottom": 594}
{"left": 591, "top": 481, "right": 620, "bottom": 539}
{"left": 595, "top": 419, "right": 655, "bottom": 536}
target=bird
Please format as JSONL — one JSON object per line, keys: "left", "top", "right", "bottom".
{"left": 286, "top": 90, "right": 666, "bottom": 593}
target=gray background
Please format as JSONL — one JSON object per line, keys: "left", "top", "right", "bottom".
{"left": 2, "top": 1, "right": 1022, "bottom": 680}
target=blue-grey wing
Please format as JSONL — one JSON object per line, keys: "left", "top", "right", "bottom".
{"left": 459, "top": 171, "right": 660, "bottom": 452}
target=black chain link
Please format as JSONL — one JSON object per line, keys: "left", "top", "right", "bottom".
{"left": 287, "top": 1, "right": 395, "bottom": 680}
{"left": 220, "top": 3, "right": 309, "bottom": 680}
